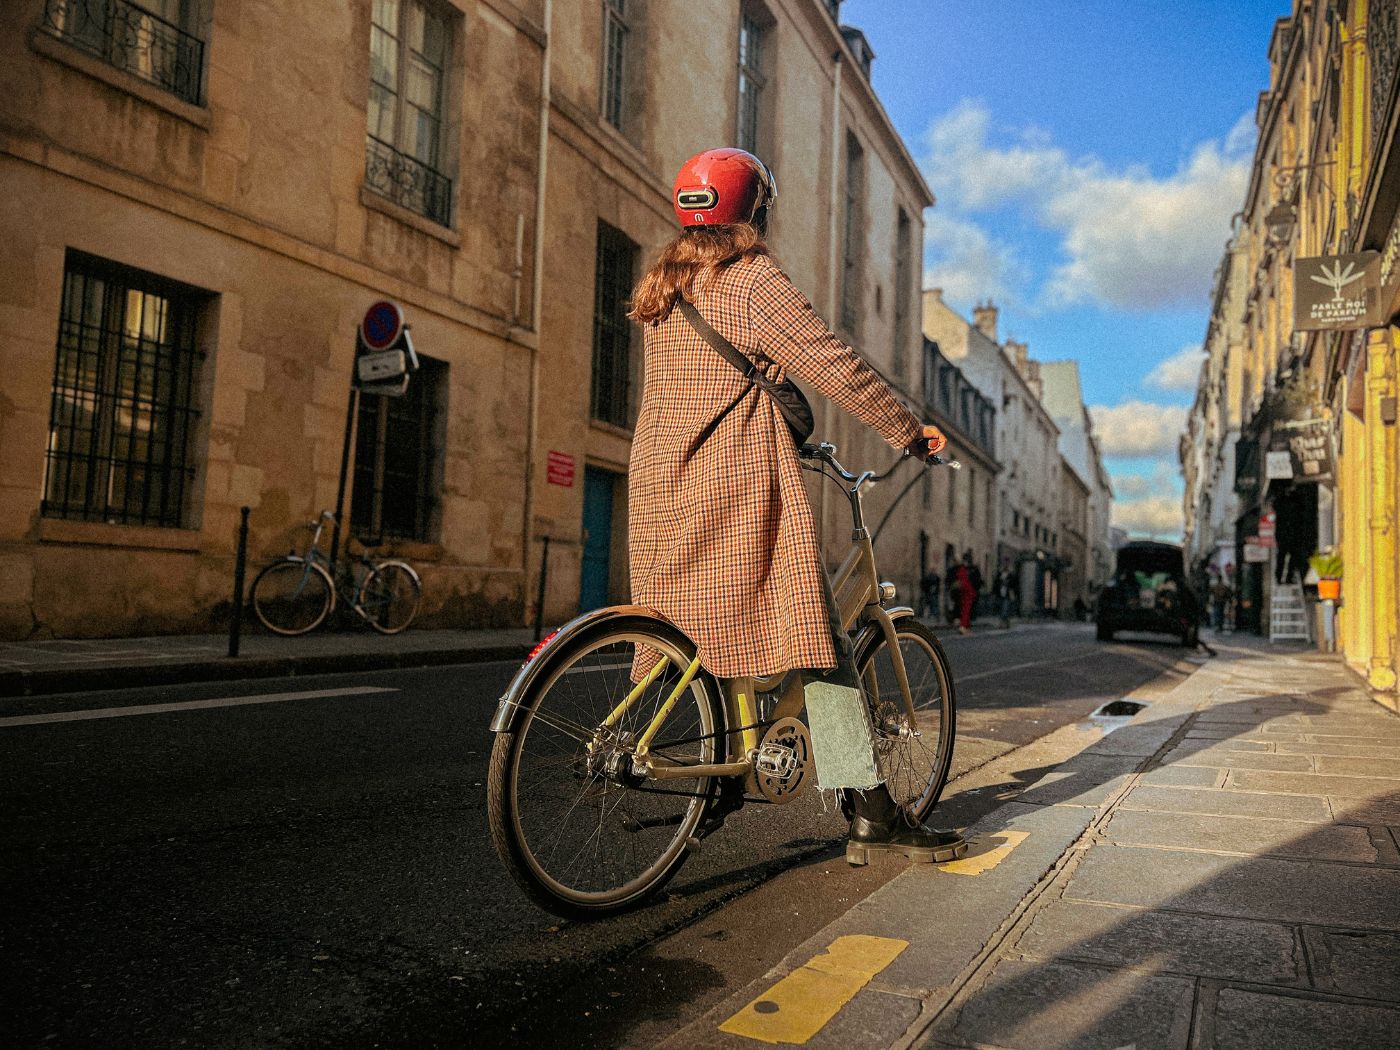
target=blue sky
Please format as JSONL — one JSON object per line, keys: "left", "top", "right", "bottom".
{"left": 840, "top": 0, "right": 1288, "bottom": 537}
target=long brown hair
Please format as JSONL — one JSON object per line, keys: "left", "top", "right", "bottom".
{"left": 629, "top": 224, "right": 770, "bottom": 325}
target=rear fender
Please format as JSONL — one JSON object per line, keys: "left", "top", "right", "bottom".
{"left": 851, "top": 605, "right": 916, "bottom": 660}
{"left": 489, "top": 605, "right": 687, "bottom": 734}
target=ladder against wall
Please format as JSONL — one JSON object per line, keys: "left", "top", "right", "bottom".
{"left": 1269, "top": 582, "right": 1312, "bottom": 643}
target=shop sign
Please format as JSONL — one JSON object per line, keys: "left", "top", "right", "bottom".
{"left": 546, "top": 451, "right": 575, "bottom": 487}
{"left": 1243, "top": 542, "right": 1270, "bottom": 563}
{"left": 1270, "top": 417, "right": 1334, "bottom": 484}
{"left": 1265, "top": 451, "right": 1294, "bottom": 480}
{"left": 1258, "top": 510, "right": 1276, "bottom": 540}
{"left": 1293, "top": 252, "right": 1380, "bottom": 330}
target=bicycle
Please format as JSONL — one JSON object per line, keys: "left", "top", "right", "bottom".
{"left": 250, "top": 510, "right": 422, "bottom": 636}
{"left": 486, "top": 441, "right": 960, "bottom": 918}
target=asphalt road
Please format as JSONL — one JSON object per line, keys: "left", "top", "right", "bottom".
{"left": 0, "top": 622, "right": 1195, "bottom": 1049}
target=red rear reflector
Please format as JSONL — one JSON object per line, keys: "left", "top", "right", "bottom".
{"left": 524, "top": 630, "right": 559, "bottom": 665}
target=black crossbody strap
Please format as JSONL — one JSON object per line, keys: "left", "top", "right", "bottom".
{"left": 677, "top": 298, "right": 764, "bottom": 384}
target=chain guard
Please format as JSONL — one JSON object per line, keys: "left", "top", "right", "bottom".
{"left": 754, "top": 716, "right": 813, "bottom": 804}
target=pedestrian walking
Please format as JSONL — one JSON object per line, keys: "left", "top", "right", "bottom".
{"left": 953, "top": 551, "right": 979, "bottom": 635}
{"left": 626, "top": 147, "right": 963, "bottom": 862}
{"left": 1210, "top": 576, "right": 1233, "bottom": 631}
{"left": 994, "top": 559, "right": 1018, "bottom": 628}
{"left": 920, "top": 568, "right": 941, "bottom": 620}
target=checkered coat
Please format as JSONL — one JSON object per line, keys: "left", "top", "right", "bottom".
{"left": 628, "top": 254, "right": 922, "bottom": 679}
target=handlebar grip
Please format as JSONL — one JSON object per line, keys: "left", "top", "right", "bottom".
{"left": 798, "top": 443, "right": 821, "bottom": 459}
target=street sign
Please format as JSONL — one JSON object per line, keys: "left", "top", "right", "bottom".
{"left": 360, "top": 300, "right": 406, "bottom": 350}
{"left": 1243, "top": 542, "right": 1270, "bottom": 563}
{"left": 358, "top": 375, "right": 410, "bottom": 398}
{"left": 357, "top": 349, "right": 408, "bottom": 383}
{"left": 1259, "top": 509, "right": 1276, "bottom": 540}
{"left": 1294, "top": 252, "right": 1380, "bottom": 331}
{"left": 546, "top": 451, "right": 575, "bottom": 487}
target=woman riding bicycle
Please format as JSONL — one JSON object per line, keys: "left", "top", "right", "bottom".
{"left": 626, "top": 147, "right": 963, "bottom": 863}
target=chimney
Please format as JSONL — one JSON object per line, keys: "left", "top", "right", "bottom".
{"left": 1005, "top": 338, "right": 1029, "bottom": 373}
{"left": 972, "top": 301, "right": 998, "bottom": 342}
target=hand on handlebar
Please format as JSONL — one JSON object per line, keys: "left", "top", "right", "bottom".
{"left": 907, "top": 424, "right": 947, "bottom": 461}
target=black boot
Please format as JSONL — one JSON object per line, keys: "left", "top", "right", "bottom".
{"left": 846, "top": 785, "right": 967, "bottom": 866}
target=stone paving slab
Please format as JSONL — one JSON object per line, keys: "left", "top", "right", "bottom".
{"left": 1209, "top": 987, "right": 1400, "bottom": 1050}
{"left": 1171, "top": 750, "right": 1315, "bottom": 772}
{"left": 1173, "top": 737, "right": 1275, "bottom": 753}
{"left": 1137, "top": 764, "right": 1223, "bottom": 788}
{"left": 1013, "top": 899, "right": 1304, "bottom": 987}
{"left": 1315, "top": 755, "right": 1400, "bottom": 779}
{"left": 1275, "top": 740, "right": 1400, "bottom": 758}
{"left": 1120, "top": 784, "right": 1335, "bottom": 822}
{"left": 936, "top": 958, "right": 1195, "bottom": 1050}
{"left": 1012, "top": 754, "right": 1143, "bottom": 808}
{"left": 1303, "top": 927, "right": 1400, "bottom": 1000}
{"left": 1103, "top": 809, "right": 1381, "bottom": 864}
{"left": 1062, "top": 845, "right": 1400, "bottom": 930}
{"left": 1329, "top": 798, "right": 1400, "bottom": 826}
{"left": 1223, "top": 769, "right": 1400, "bottom": 801}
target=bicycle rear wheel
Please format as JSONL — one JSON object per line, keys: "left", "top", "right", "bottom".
{"left": 487, "top": 615, "right": 722, "bottom": 918}
{"left": 856, "top": 618, "right": 956, "bottom": 823}
{"left": 358, "top": 562, "right": 420, "bottom": 634}
{"left": 250, "top": 559, "right": 334, "bottom": 636}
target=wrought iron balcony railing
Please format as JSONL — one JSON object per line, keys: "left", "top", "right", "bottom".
{"left": 364, "top": 136, "right": 453, "bottom": 228}
{"left": 1373, "top": 0, "right": 1400, "bottom": 150}
{"left": 41, "top": 0, "right": 204, "bottom": 106}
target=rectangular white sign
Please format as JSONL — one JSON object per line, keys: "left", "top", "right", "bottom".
{"left": 357, "top": 349, "right": 407, "bottom": 383}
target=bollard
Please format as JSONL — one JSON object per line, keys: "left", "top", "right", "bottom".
{"left": 228, "top": 506, "right": 250, "bottom": 658}
{"left": 534, "top": 536, "right": 551, "bottom": 642}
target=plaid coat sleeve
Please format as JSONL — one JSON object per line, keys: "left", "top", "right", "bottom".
{"left": 750, "top": 262, "right": 922, "bottom": 451}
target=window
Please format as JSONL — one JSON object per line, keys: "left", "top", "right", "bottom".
{"left": 967, "top": 466, "right": 976, "bottom": 525}
{"left": 602, "top": 0, "right": 630, "bottom": 130}
{"left": 840, "top": 132, "right": 865, "bottom": 332}
{"left": 894, "top": 209, "right": 912, "bottom": 380}
{"left": 43, "top": 252, "right": 205, "bottom": 528}
{"left": 352, "top": 356, "right": 446, "bottom": 541}
{"left": 366, "top": 0, "right": 453, "bottom": 226}
{"left": 40, "top": 0, "right": 205, "bottom": 105}
{"left": 737, "top": 11, "right": 768, "bottom": 154}
{"left": 947, "top": 462, "right": 957, "bottom": 516}
{"left": 590, "top": 222, "right": 639, "bottom": 428}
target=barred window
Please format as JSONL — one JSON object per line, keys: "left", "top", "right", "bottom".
{"left": 40, "top": 0, "right": 205, "bottom": 106}
{"left": 841, "top": 132, "right": 866, "bottom": 332}
{"left": 590, "top": 222, "right": 639, "bottom": 428}
{"left": 737, "top": 12, "right": 767, "bottom": 154}
{"left": 602, "top": 0, "right": 629, "bottom": 130}
{"left": 352, "top": 356, "right": 446, "bottom": 542}
{"left": 43, "top": 252, "right": 205, "bottom": 528}
{"left": 366, "top": 0, "right": 453, "bottom": 226}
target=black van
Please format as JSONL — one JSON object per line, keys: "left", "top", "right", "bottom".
{"left": 1095, "top": 541, "right": 1200, "bottom": 647}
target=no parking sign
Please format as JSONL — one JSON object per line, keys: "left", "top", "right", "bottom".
{"left": 355, "top": 300, "right": 418, "bottom": 397}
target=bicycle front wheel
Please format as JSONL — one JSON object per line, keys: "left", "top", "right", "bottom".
{"left": 250, "top": 559, "right": 334, "bottom": 636}
{"left": 487, "top": 615, "right": 723, "bottom": 918}
{"left": 856, "top": 618, "right": 956, "bottom": 823}
{"left": 358, "top": 562, "right": 420, "bottom": 634}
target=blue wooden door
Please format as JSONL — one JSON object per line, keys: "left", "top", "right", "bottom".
{"left": 580, "top": 466, "right": 615, "bottom": 612}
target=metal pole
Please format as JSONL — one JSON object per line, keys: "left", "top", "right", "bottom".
{"left": 534, "top": 536, "right": 551, "bottom": 642}
{"left": 330, "top": 384, "right": 360, "bottom": 575}
{"left": 228, "top": 506, "right": 250, "bottom": 658}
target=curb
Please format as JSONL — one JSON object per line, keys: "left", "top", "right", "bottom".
{"left": 0, "top": 642, "right": 533, "bottom": 698}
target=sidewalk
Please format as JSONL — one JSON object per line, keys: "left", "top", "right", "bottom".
{"left": 660, "top": 634, "right": 1400, "bottom": 1050}
{"left": 0, "top": 625, "right": 538, "bottom": 697}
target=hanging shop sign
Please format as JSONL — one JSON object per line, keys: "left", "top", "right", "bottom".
{"left": 1265, "top": 451, "right": 1294, "bottom": 480}
{"left": 1243, "top": 542, "right": 1271, "bottom": 563}
{"left": 1269, "top": 416, "right": 1334, "bottom": 484}
{"left": 355, "top": 300, "right": 419, "bottom": 398}
{"left": 1294, "top": 252, "right": 1381, "bottom": 330}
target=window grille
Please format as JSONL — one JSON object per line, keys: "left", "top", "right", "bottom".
{"left": 365, "top": 0, "right": 453, "bottom": 226}
{"left": 41, "top": 0, "right": 204, "bottom": 105}
{"left": 43, "top": 253, "right": 204, "bottom": 527}
{"left": 737, "top": 14, "right": 766, "bottom": 154}
{"left": 841, "top": 133, "right": 865, "bottom": 331}
{"left": 590, "top": 222, "right": 639, "bottom": 428}
{"left": 352, "top": 356, "right": 445, "bottom": 542}
{"left": 602, "top": 0, "right": 629, "bottom": 130}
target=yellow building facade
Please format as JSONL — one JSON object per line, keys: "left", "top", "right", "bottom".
{"left": 1184, "top": 0, "right": 1399, "bottom": 709}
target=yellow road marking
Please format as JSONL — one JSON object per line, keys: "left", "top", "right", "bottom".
{"left": 719, "top": 934, "right": 907, "bottom": 1044}
{"left": 939, "top": 830, "right": 1029, "bottom": 876}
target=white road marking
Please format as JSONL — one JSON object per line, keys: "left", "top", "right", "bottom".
{"left": 957, "top": 651, "right": 1092, "bottom": 684}
{"left": 0, "top": 686, "right": 398, "bottom": 728}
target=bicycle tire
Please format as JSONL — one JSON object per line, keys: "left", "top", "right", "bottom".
{"left": 358, "top": 561, "right": 420, "bottom": 634}
{"left": 855, "top": 618, "right": 956, "bottom": 823}
{"left": 250, "top": 559, "right": 335, "bottom": 636}
{"left": 487, "top": 614, "right": 724, "bottom": 918}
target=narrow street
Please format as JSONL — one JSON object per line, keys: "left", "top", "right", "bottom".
{"left": 0, "top": 622, "right": 1195, "bottom": 1049}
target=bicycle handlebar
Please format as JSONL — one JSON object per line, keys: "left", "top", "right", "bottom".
{"left": 798, "top": 441, "right": 960, "bottom": 485}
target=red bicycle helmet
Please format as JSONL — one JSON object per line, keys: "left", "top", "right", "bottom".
{"left": 672, "top": 148, "right": 777, "bottom": 228}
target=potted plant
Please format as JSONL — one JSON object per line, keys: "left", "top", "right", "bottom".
{"left": 1309, "top": 550, "right": 1343, "bottom": 601}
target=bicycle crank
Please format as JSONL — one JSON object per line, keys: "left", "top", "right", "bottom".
{"left": 753, "top": 717, "right": 813, "bottom": 804}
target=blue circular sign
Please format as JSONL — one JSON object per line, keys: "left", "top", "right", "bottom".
{"left": 360, "top": 300, "right": 404, "bottom": 351}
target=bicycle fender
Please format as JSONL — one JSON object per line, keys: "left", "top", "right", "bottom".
{"left": 851, "top": 605, "right": 917, "bottom": 658}
{"left": 488, "top": 604, "right": 682, "bottom": 734}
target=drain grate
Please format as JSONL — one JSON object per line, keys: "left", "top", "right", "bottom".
{"left": 1093, "top": 699, "right": 1146, "bottom": 718}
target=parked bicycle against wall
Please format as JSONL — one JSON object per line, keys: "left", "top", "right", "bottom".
{"left": 486, "top": 441, "right": 959, "bottom": 917}
{"left": 250, "top": 510, "right": 421, "bottom": 636}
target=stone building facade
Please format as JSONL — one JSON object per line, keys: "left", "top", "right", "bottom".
{"left": 0, "top": 0, "right": 935, "bottom": 639}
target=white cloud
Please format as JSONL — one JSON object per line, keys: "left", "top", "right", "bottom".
{"left": 1089, "top": 401, "right": 1188, "bottom": 458}
{"left": 919, "top": 101, "right": 1251, "bottom": 312}
{"left": 1112, "top": 494, "right": 1183, "bottom": 539}
{"left": 923, "top": 211, "right": 1029, "bottom": 308}
{"left": 1145, "top": 344, "right": 1206, "bottom": 392}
